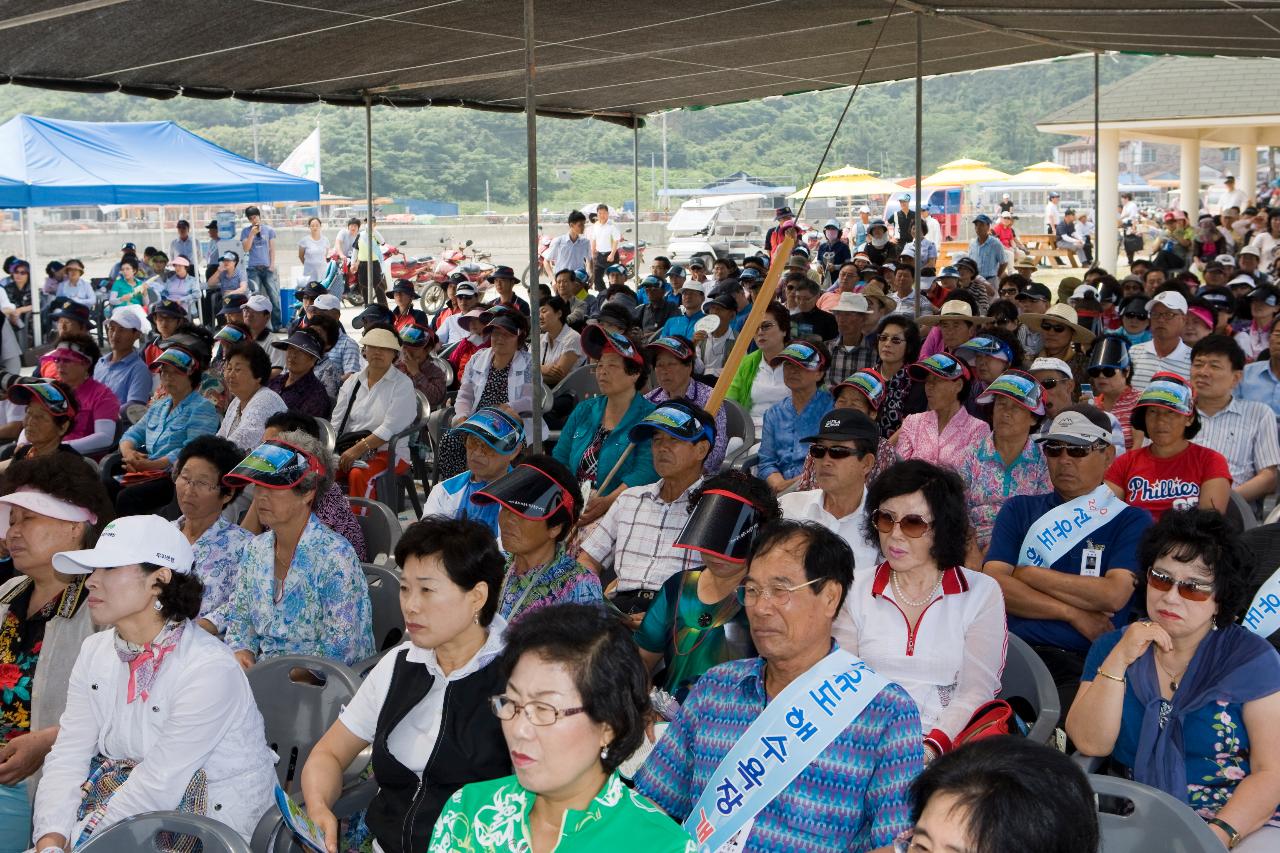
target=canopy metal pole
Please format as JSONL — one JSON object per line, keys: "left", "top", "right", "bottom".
{"left": 25, "top": 210, "right": 40, "bottom": 346}
{"left": 633, "top": 118, "right": 641, "bottom": 288}
{"left": 524, "top": 0, "right": 544, "bottom": 452}
{"left": 364, "top": 93, "right": 375, "bottom": 307}
{"left": 913, "top": 13, "right": 922, "bottom": 318}
{"left": 1094, "top": 51, "right": 1100, "bottom": 268}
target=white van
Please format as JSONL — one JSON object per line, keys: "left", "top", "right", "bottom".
{"left": 666, "top": 194, "right": 767, "bottom": 268}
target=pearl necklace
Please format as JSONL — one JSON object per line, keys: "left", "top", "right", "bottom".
{"left": 891, "top": 568, "right": 942, "bottom": 608}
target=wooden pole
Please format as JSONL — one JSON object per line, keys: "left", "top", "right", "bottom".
{"left": 705, "top": 232, "right": 796, "bottom": 416}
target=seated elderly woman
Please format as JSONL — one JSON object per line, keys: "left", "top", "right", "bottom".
{"left": 894, "top": 353, "right": 991, "bottom": 470}
{"left": 0, "top": 456, "right": 113, "bottom": 844}
{"left": 642, "top": 336, "right": 728, "bottom": 474}
{"left": 35, "top": 335, "right": 120, "bottom": 456}
{"left": 1105, "top": 372, "right": 1231, "bottom": 521}
{"left": 217, "top": 340, "right": 287, "bottom": 451}
{"left": 726, "top": 300, "right": 794, "bottom": 433}
{"left": 759, "top": 340, "right": 834, "bottom": 493}
{"left": 396, "top": 323, "right": 447, "bottom": 407}
{"left": 301, "top": 518, "right": 512, "bottom": 853}
{"left": 1, "top": 380, "right": 82, "bottom": 471}
{"left": 899, "top": 738, "right": 1099, "bottom": 853}
{"left": 31, "top": 515, "right": 277, "bottom": 851}
{"left": 429, "top": 603, "right": 696, "bottom": 852}
{"left": 103, "top": 340, "right": 221, "bottom": 515}
{"left": 837, "top": 459, "right": 1007, "bottom": 760}
{"left": 267, "top": 326, "right": 334, "bottom": 420}
{"left": 240, "top": 412, "right": 367, "bottom": 562}
{"left": 957, "top": 369, "right": 1051, "bottom": 562}
{"left": 221, "top": 435, "right": 375, "bottom": 667}
{"left": 794, "top": 368, "right": 896, "bottom": 491}
{"left": 471, "top": 454, "right": 600, "bottom": 625}
{"left": 1068, "top": 510, "right": 1280, "bottom": 852}
{"left": 553, "top": 327, "right": 658, "bottom": 526}
{"left": 636, "top": 469, "right": 780, "bottom": 706}
{"left": 333, "top": 327, "right": 418, "bottom": 500}
{"left": 169, "top": 435, "right": 255, "bottom": 635}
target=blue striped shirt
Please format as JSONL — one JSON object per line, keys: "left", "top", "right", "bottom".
{"left": 967, "top": 235, "right": 1006, "bottom": 279}
{"left": 634, "top": 655, "right": 922, "bottom": 853}
{"left": 121, "top": 390, "right": 221, "bottom": 464}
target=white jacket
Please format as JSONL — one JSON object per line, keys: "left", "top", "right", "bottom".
{"left": 32, "top": 622, "right": 277, "bottom": 845}
{"left": 454, "top": 347, "right": 540, "bottom": 438}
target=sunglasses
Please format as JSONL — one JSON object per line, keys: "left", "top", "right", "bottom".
{"left": 1122, "top": 312, "right": 1149, "bottom": 320}
{"left": 871, "top": 509, "right": 933, "bottom": 538}
{"left": 757, "top": 321, "right": 778, "bottom": 331}
{"left": 1087, "top": 367, "right": 1122, "bottom": 378}
{"left": 999, "top": 288, "right": 1019, "bottom": 296}
{"left": 1147, "top": 567, "right": 1214, "bottom": 602}
{"left": 809, "top": 445, "right": 861, "bottom": 460}
{"left": 1038, "top": 378, "right": 1067, "bottom": 390}
{"left": 1040, "top": 322, "right": 1071, "bottom": 334}
{"left": 878, "top": 334, "right": 905, "bottom": 345}
{"left": 1041, "top": 441, "right": 1105, "bottom": 458}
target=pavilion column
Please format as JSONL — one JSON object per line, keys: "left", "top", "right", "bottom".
{"left": 1179, "top": 137, "right": 1201, "bottom": 217}
{"left": 1096, "top": 129, "right": 1120, "bottom": 273}
{"left": 1239, "top": 134, "right": 1259, "bottom": 204}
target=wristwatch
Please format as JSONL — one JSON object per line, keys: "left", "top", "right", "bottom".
{"left": 1207, "top": 817, "right": 1241, "bottom": 849}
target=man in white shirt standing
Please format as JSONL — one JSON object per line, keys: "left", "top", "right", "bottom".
{"left": 1129, "top": 290, "right": 1193, "bottom": 389}
{"left": 543, "top": 210, "right": 592, "bottom": 279}
{"left": 1220, "top": 174, "right": 1249, "bottom": 214}
{"left": 779, "top": 409, "right": 881, "bottom": 572}
{"left": 590, "top": 204, "right": 621, "bottom": 290}
{"left": 1043, "top": 191, "right": 1062, "bottom": 235}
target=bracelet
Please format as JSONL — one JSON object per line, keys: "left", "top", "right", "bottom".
{"left": 38, "top": 847, "right": 66, "bottom": 853}
{"left": 1095, "top": 669, "right": 1126, "bottom": 684}
{"left": 1207, "top": 816, "right": 1241, "bottom": 848}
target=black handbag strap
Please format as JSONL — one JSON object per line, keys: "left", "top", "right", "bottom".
{"left": 336, "top": 379, "right": 361, "bottom": 435}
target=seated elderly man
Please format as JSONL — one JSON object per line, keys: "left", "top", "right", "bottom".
{"left": 1190, "top": 334, "right": 1280, "bottom": 504}
{"left": 423, "top": 406, "right": 524, "bottom": 543}
{"left": 579, "top": 400, "right": 714, "bottom": 623}
{"left": 982, "top": 406, "right": 1153, "bottom": 711}
{"left": 635, "top": 518, "right": 922, "bottom": 853}
{"left": 779, "top": 409, "right": 881, "bottom": 572}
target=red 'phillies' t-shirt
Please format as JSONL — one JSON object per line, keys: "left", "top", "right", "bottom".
{"left": 1105, "top": 443, "right": 1231, "bottom": 521}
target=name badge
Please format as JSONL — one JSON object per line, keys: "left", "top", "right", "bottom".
{"left": 715, "top": 818, "right": 755, "bottom": 853}
{"left": 1081, "top": 544, "right": 1104, "bottom": 578}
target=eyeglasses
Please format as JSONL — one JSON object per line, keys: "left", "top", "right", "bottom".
{"left": 1041, "top": 441, "right": 1106, "bottom": 458}
{"left": 173, "top": 472, "right": 221, "bottom": 494}
{"left": 757, "top": 321, "right": 778, "bottom": 331}
{"left": 490, "top": 695, "right": 587, "bottom": 726}
{"left": 871, "top": 509, "right": 933, "bottom": 538}
{"left": 1147, "top": 567, "right": 1214, "bottom": 602}
{"left": 1087, "top": 367, "right": 1122, "bottom": 378}
{"left": 1040, "top": 322, "right": 1071, "bottom": 334}
{"left": 1038, "top": 378, "right": 1067, "bottom": 390}
{"left": 809, "top": 445, "right": 861, "bottom": 460}
{"left": 736, "top": 576, "right": 824, "bottom": 606}
{"left": 878, "top": 334, "right": 905, "bottom": 345}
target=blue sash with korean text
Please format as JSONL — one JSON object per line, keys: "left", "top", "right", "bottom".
{"left": 1244, "top": 567, "right": 1280, "bottom": 639}
{"left": 682, "top": 648, "right": 888, "bottom": 853}
{"left": 1017, "top": 485, "right": 1125, "bottom": 569}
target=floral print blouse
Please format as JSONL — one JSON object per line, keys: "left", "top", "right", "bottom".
{"left": 497, "top": 546, "right": 602, "bottom": 625}
{"left": 178, "top": 516, "right": 254, "bottom": 632}
{"left": 0, "top": 578, "right": 87, "bottom": 741}
{"left": 895, "top": 408, "right": 991, "bottom": 472}
{"left": 223, "top": 514, "right": 375, "bottom": 666}
{"left": 958, "top": 435, "right": 1052, "bottom": 555}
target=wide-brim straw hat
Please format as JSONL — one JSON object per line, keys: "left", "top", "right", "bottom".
{"left": 1018, "top": 302, "right": 1096, "bottom": 344}
{"left": 917, "top": 299, "right": 992, "bottom": 329}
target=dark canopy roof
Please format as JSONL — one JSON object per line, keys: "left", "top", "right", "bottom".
{"left": 3, "top": 1, "right": 1279, "bottom": 125}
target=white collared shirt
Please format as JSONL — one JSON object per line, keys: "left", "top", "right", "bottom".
{"left": 1195, "top": 397, "right": 1280, "bottom": 487}
{"left": 778, "top": 488, "right": 880, "bottom": 573}
{"left": 339, "top": 621, "right": 506, "bottom": 774}
{"left": 333, "top": 365, "right": 418, "bottom": 463}
{"left": 1128, "top": 339, "right": 1191, "bottom": 390}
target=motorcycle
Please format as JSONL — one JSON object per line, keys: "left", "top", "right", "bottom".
{"left": 419, "top": 239, "right": 496, "bottom": 314}
{"left": 325, "top": 239, "right": 406, "bottom": 308}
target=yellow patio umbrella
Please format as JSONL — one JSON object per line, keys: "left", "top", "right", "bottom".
{"left": 999, "top": 161, "right": 1096, "bottom": 189}
{"left": 922, "top": 158, "right": 1012, "bottom": 187}
{"left": 791, "top": 165, "right": 904, "bottom": 199}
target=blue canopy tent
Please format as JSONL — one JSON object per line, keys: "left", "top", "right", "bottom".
{"left": 0, "top": 176, "right": 28, "bottom": 209}
{"left": 0, "top": 114, "right": 320, "bottom": 206}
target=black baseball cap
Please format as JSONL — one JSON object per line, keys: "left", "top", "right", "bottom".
{"left": 217, "top": 293, "right": 249, "bottom": 315}
{"left": 800, "top": 408, "right": 879, "bottom": 445}
{"left": 271, "top": 328, "right": 324, "bottom": 361}
{"left": 151, "top": 299, "right": 188, "bottom": 319}
{"left": 1015, "top": 282, "right": 1053, "bottom": 303}
{"left": 352, "top": 304, "right": 395, "bottom": 330}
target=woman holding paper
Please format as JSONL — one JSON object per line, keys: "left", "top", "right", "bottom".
{"left": 1068, "top": 510, "right": 1280, "bottom": 852}
{"left": 300, "top": 517, "right": 512, "bottom": 853}
{"left": 30, "top": 515, "right": 276, "bottom": 851}
{"left": 428, "top": 603, "right": 696, "bottom": 852}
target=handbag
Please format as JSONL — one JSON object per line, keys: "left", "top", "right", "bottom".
{"left": 333, "top": 378, "right": 372, "bottom": 454}
{"left": 952, "top": 698, "right": 1016, "bottom": 749}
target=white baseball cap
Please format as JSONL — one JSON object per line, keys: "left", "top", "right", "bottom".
{"left": 1214, "top": 254, "right": 1236, "bottom": 266}
{"left": 1030, "top": 357, "right": 1074, "bottom": 379}
{"left": 53, "top": 515, "right": 194, "bottom": 575}
{"left": 681, "top": 281, "right": 706, "bottom": 294}
{"left": 108, "top": 305, "right": 147, "bottom": 332}
{"left": 245, "top": 294, "right": 272, "bottom": 313}
{"left": 313, "top": 294, "right": 341, "bottom": 311}
{"left": 831, "top": 293, "right": 871, "bottom": 313}
{"left": 1145, "top": 291, "right": 1187, "bottom": 314}
{"left": 1035, "top": 409, "right": 1113, "bottom": 447}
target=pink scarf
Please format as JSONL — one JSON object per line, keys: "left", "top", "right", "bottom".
{"left": 115, "top": 620, "right": 186, "bottom": 704}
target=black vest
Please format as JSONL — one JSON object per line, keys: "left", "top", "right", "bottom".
{"left": 364, "top": 648, "right": 511, "bottom": 853}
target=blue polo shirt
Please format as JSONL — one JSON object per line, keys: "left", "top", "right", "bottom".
{"left": 659, "top": 310, "right": 705, "bottom": 340}
{"left": 1240, "top": 361, "right": 1280, "bottom": 425}
{"left": 986, "top": 491, "right": 1151, "bottom": 654}
{"left": 93, "top": 351, "right": 153, "bottom": 407}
